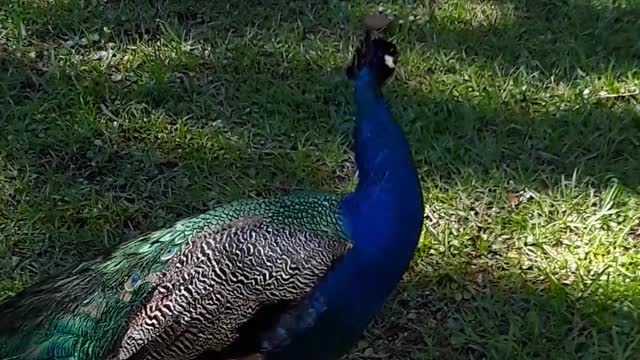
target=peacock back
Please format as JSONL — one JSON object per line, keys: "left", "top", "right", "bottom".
{"left": 0, "top": 193, "right": 351, "bottom": 360}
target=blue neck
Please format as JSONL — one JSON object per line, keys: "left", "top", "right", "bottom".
{"left": 262, "top": 68, "right": 424, "bottom": 360}
{"left": 341, "top": 67, "right": 423, "bottom": 260}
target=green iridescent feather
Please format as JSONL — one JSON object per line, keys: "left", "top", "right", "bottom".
{"left": 0, "top": 193, "right": 347, "bottom": 360}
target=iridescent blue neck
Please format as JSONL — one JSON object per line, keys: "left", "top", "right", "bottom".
{"left": 351, "top": 68, "right": 409, "bottom": 190}
{"left": 340, "top": 67, "right": 423, "bottom": 257}
{"left": 261, "top": 67, "right": 425, "bottom": 360}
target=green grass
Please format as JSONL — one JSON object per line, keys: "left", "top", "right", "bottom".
{"left": 1, "top": 0, "right": 640, "bottom": 358}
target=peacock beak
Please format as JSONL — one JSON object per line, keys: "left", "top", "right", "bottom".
{"left": 384, "top": 54, "right": 396, "bottom": 68}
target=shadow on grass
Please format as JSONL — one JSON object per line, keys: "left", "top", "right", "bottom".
{"left": 385, "top": 87, "right": 640, "bottom": 189}
{"left": 5, "top": 0, "right": 638, "bottom": 181}
{"left": 4, "top": 0, "right": 355, "bottom": 44}
{"left": 349, "top": 266, "right": 640, "bottom": 359}
{"left": 8, "top": 0, "right": 640, "bottom": 79}
{"left": 417, "top": 0, "right": 640, "bottom": 80}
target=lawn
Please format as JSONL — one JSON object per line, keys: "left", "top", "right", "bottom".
{"left": 1, "top": 0, "right": 640, "bottom": 358}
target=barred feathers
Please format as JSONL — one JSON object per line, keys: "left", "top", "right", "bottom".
{"left": 0, "top": 193, "right": 351, "bottom": 360}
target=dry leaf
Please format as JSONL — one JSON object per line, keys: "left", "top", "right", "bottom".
{"left": 507, "top": 192, "right": 522, "bottom": 206}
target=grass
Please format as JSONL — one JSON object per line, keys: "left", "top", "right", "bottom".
{"left": 1, "top": 0, "right": 639, "bottom": 358}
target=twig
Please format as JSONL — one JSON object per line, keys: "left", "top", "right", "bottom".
{"left": 100, "top": 103, "right": 120, "bottom": 124}
{"left": 597, "top": 90, "right": 640, "bottom": 99}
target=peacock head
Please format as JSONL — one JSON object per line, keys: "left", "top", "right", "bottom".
{"left": 346, "top": 33, "right": 398, "bottom": 88}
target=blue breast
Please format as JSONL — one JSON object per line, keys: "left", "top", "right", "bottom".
{"left": 265, "top": 68, "right": 424, "bottom": 359}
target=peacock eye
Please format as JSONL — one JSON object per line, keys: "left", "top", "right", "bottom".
{"left": 161, "top": 246, "right": 177, "bottom": 260}
{"left": 124, "top": 274, "right": 140, "bottom": 292}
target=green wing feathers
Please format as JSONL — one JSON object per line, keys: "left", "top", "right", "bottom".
{"left": 0, "top": 193, "right": 350, "bottom": 360}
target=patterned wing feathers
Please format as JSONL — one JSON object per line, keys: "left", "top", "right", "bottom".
{"left": 112, "top": 217, "right": 351, "bottom": 360}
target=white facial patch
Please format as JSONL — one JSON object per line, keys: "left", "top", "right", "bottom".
{"left": 384, "top": 54, "right": 396, "bottom": 68}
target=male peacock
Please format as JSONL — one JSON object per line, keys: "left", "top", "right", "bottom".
{"left": 0, "top": 27, "right": 423, "bottom": 360}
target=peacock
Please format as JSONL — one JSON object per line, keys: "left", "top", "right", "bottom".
{"left": 0, "top": 22, "right": 424, "bottom": 360}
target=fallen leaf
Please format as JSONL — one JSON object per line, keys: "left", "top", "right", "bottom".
{"left": 507, "top": 192, "right": 522, "bottom": 206}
